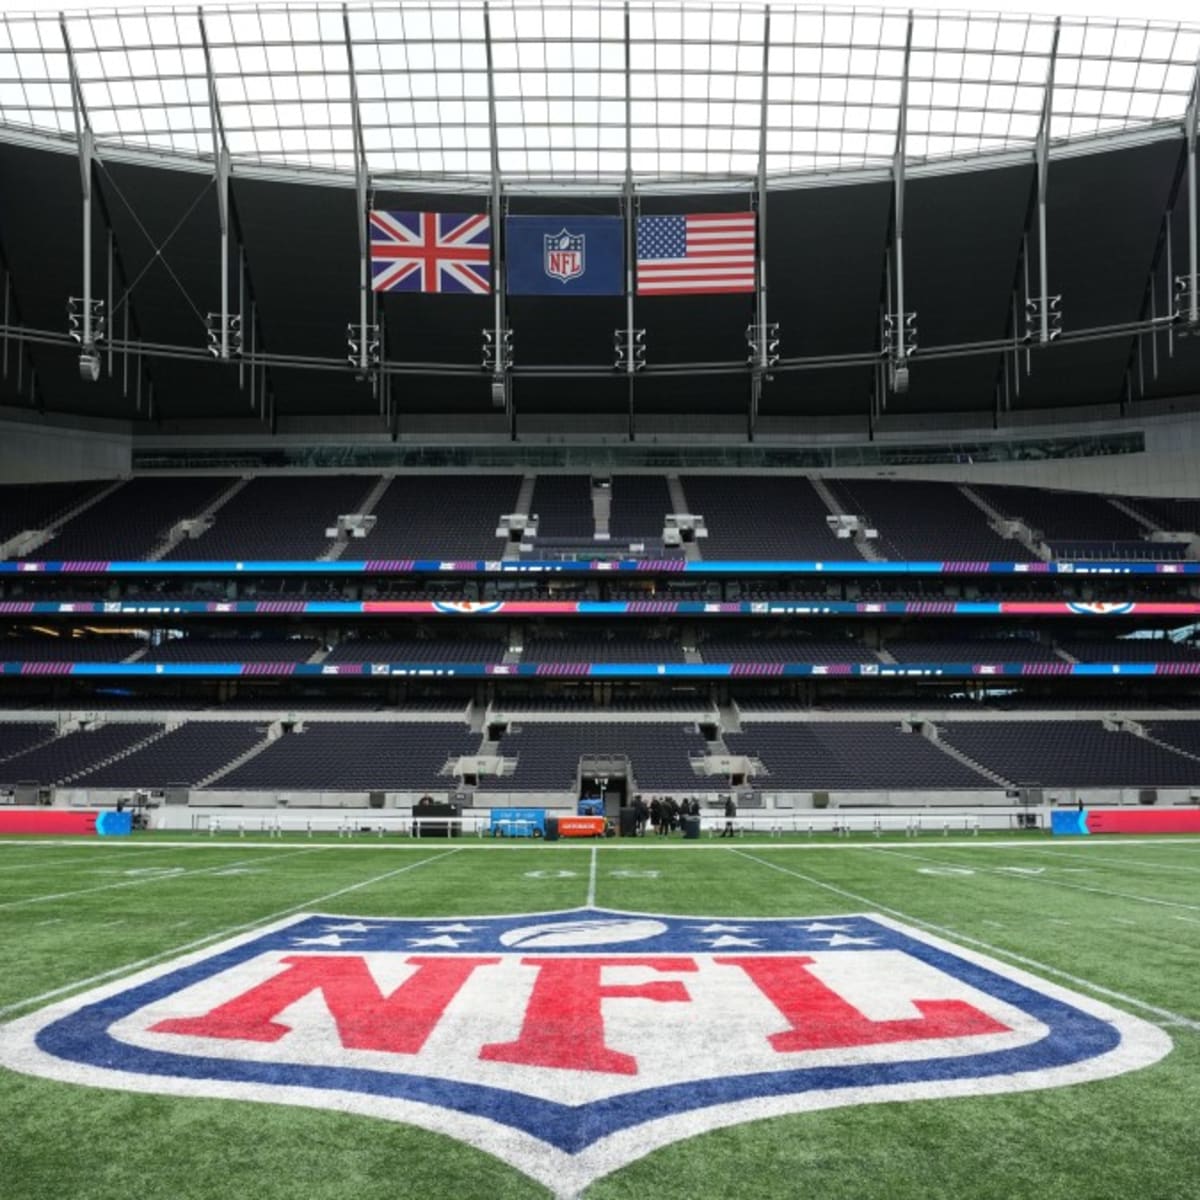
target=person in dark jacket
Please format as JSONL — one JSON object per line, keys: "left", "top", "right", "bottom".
{"left": 721, "top": 795, "right": 737, "bottom": 838}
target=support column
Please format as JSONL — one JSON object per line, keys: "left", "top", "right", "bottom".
{"left": 483, "top": 2, "right": 509, "bottom": 416}
{"left": 1034, "top": 19, "right": 1060, "bottom": 345}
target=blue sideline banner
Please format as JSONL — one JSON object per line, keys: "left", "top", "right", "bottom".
{"left": 506, "top": 216, "right": 623, "bottom": 295}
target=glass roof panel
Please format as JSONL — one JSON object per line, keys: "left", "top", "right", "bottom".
{"left": 0, "top": 1, "right": 1194, "bottom": 186}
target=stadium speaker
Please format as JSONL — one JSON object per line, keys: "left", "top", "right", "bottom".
{"left": 619, "top": 808, "right": 638, "bottom": 837}
{"left": 544, "top": 817, "right": 560, "bottom": 842}
{"left": 368, "top": 791, "right": 385, "bottom": 809}
{"left": 1138, "top": 789, "right": 1158, "bottom": 806}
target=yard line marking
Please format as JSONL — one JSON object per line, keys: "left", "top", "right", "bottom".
{"left": 728, "top": 848, "right": 1200, "bottom": 1034}
{"left": 0, "top": 847, "right": 463, "bottom": 1019}
{"left": 34, "top": 918, "right": 64, "bottom": 926}
{"left": 1017, "top": 846, "right": 1200, "bottom": 875}
{"left": 0, "top": 851, "right": 175, "bottom": 874}
{"left": 586, "top": 847, "right": 598, "bottom": 907}
{"left": 1170, "top": 914, "right": 1200, "bottom": 926}
{"left": 0, "top": 847, "right": 323, "bottom": 911}
{"left": 867, "top": 845, "right": 1200, "bottom": 915}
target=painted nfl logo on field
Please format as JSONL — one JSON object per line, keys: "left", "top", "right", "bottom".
{"left": 0, "top": 908, "right": 1170, "bottom": 1195}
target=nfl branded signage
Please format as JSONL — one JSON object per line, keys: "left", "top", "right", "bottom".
{"left": 1, "top": 908, "right": 1167, "bottom": 1194}
{"left": 506, "top": 216, "right": 623, "bottom": 295}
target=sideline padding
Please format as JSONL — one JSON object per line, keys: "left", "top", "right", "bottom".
{"left": 1052, "top": 808, "right": 1200, "bottom": 836}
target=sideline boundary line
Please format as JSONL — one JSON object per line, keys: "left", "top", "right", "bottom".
{"left": 0, "top": 847, "right": 464, "bottom": 1019}
{"left": 586, "top": 847, "right": 598, "bottom": 906}
{"left": 728, "top": 848, "right": 1200, "bottom": 1034}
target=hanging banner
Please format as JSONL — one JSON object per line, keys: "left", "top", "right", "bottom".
{"left": 505, "top": 216, "right": 623, "bottom": 295}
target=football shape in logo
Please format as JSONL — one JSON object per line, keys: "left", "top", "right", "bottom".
{"left": 0, "top": 907, "right": 1170, "bottom": 1195}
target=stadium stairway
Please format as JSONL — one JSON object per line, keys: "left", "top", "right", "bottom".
{"left": 1107, "top": 497, "right": 1159, "bottom": 534}
{"left": 957, "top": 485, "right": 1043, "bottom": 559}
{"left": 810, "top": 477, "right": 877, "bottom": 561}
{"left": 58, "top": 723, "right": 176, "bottom": 785}
{"left": 196, "top": 723, "right": 282, "bottom": 789}
{"left": 320, "top": 474, "right": 394, "bottom": 562}
{"left": 148, "top": 476, "right": 251, "bottom": 561}
{"left": 7, "top": 479, "right": 126, "bottom": 560}
{"left": 1119, "top": 719, "right": 1200, "bottom": 766}
{"left": 1053, "top": 645, "right": 1079, "bottom": 664}
{"left": 920, "top": 722, "right": 1012, "bottom": 787}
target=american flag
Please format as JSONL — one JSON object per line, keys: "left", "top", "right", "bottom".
{"left": 636, "top": 212, "right": 757, "bottom": 296}
{"left": 369, "top": 210, "right": 491, "bottom": 294}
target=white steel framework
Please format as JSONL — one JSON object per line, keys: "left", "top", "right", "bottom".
{"left": 0, "top": 2, "right": 1197, "bottom": 189}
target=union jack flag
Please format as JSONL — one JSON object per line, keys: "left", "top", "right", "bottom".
{"left": 369, "top": 210, "right": 491, "bottom": 294}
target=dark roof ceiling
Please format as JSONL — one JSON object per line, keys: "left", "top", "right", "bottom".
{"left": 0, "top": 134, "right": 1197, "bottom": 433}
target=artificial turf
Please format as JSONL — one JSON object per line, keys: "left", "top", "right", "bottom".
{"left": 0, "top": 831, "right": 1197, "bottom": 1199}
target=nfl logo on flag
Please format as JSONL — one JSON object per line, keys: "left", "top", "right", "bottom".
{"left": 544, "top": 229, "right": 585, "bottom": 282}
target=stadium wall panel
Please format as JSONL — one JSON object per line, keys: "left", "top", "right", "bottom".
{"left": 0, "top": 414, "right": 130, "bottom": 482}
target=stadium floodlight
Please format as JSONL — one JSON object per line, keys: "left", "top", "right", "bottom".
{"left": 1023, "top": 296, "right": 1063, "bottom": 343}
{"left": 614, "top": 329, "right": 647, "bottom": 371}
{"left": 346, "top": 322, "right": 380, "bottom": 377}
{"left": 206, "top": 313, "right": 244, "bottom": 359}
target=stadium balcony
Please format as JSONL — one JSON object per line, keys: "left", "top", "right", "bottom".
{"left": 327, "top": 637, "right": 508, "bottom": 664}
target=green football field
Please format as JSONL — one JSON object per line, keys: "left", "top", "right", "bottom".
{"left": 1, "top": 830, "right": 1198, "bottom": 1200}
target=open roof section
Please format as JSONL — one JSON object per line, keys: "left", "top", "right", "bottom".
{"left": 0, "top": 2, "right": 1197, "bottom": 189}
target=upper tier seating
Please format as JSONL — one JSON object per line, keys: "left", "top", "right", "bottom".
{"left": 681, "top": 476, "right": 842, "bottom": 559}
{"left": 824, "top": 478, "right": 1033, "bottom": 561}
{"left": 698, "top": 635, "right": 877, "bottom": 663}
{"left": 354, "top": 475, "right": 519, "bottom": 559}
{"left": 327, "top": 637, "right": 506, "bottom": 664}
{"left": 215, "top": 722, "right": 479, "bottom": 791}
{"left": 70, "top": 722, "right": 266, "bottom": 787}
{"left": 28, "top": 477, "right": 230, "bottom": 561}
{"left": 142, "top": 638, "right": 318, "bottom": 663}
{"left": 1125, "top": 497, "right": 1200, "bottom": 536}
{"left": 936, "top": 721, "right": 1200, "bottom": 786}
{"left": 886, "top": 638, "right": 1059, "bottom": 662}
{"left": 522, "top": 635, "right": 685, "bottom": 663}
{"left": 1060, "top": 639, "right": 1200, "bottom": 663}
{"left": 0, "top": 724, "right": 161, "bottom": 785}
{"left": 969, "top": 485, "right": 1169, "bottom": 558}
{"left": 0, "top": 638, "right": 141, "bottom": 662}
{"left": 0, "top": 480, "right": 109, "bottom": 546}
{"left": 479, "top": 722, "right": 707, "bottom": 790}
{"left": 530, "top": 475, "right": 595, "bottom": 538}
{"left": 608, "top": 476, "right": 673, "bottom": 538}
{"left": 726, "top": 723, "right": 991, "bottom": 789}
{"left": 164, "top": 475, "right": 369, "bottom": 560}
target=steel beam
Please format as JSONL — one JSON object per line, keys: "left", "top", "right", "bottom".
{"left": 59, "top": 15, "right": 97, "bottom": 357}
{"left": 1186, "top": 57, "right": 1200, "bottom": 325}
{"left": 483, "top": 2, "right": 507, "bottom": 412}
{"left": 892, "top": 10, "right": 912, "bottom": 359}
{"left": 1034, "top": 18, "right": 1060, "bottom": 344}
{"left": 198, "top": 10, "right": 234, "bottom": 359}
{"left": 343, "top": 3, "right": 372, "bottom": 374}
{"left": 624, "top": 1, "right": 635, "bottom": 439}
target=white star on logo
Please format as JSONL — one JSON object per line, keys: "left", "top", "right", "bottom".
{"left": 690, "top": 923, "right": 749, "bottom": 934}
{"left": 290, "top": 934, "right": 363, "bottom": 948}
{"left": 794, "top": 922, "right": 854, "bottom": 933}
{"left": 321, "top": 923, "right": 384, "bottom": 933}
{"left": 702, "top": 935, "right": 763, "bottom": 949}
{"left": 424, "top": 923, "right": 480, "bottom": 934}
{"left": 818, "top": 934, "right": 878, "bottom": 947}
{"left": 406, "top": 935, "right": 472, "bottom": 949}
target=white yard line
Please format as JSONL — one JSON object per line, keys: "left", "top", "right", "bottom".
{"left": 1016, "top": 846, "right": 1200, "bottom": 875}
{"left": 0, "top": 850, "right": 181, "bottom": 874}
{"left": 0, "top": 846, "right": 323, "bottom": 912}
{"left": 866, "top": 845, "right": 1200, "bottom": 915}
{"left": 0, "top": 847, "right": 463, "bottom": 1019}
{"left": 728, "top": 848, "right": 1200, "bottom": 1034}
{"left": 586, "top": 847, "right": 598, "bottom": 907}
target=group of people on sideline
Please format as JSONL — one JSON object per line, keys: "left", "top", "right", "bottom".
{"left": 629, "top": 795, "right": 737, "bottom": 837}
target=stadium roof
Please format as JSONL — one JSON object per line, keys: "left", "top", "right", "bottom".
{"left": 0, "top": 1, "right": 1197, "bottom": 435}
{"left": 0, "top": 1, "right": 1198, "bottom": 188}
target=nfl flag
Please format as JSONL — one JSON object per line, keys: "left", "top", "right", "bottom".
{"left": 506, "top": 216, "right": 623, "bottom": 296}
{"left": 369, "top": 211, "right": 491, "bottom": 294}
{"left": 637, "top": 212, "right": 757, "bottom": 296}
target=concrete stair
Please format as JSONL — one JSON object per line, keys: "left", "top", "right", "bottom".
{"left": 148, "top": 476, "right": 251, "bottom": 561}
{"left": 197, "top": 723, "right": 282, "bottom": 788}
{"left": 1121, "top": 720, "right": 1200, "bottom": 765}
{"left": 958, "top": 484, "right": 1044, "bottom": 559}
{"left": 320, "top": 474, "right": 393, "bottom": 562}
{"left": 3, "top": 479, "right": 127, "bottom": 560}
{"left": 922, "top": 722, "right": 1013, "bottom": 787}
{"left": 58, "top": 723, "right": 177, "bottom": 785}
